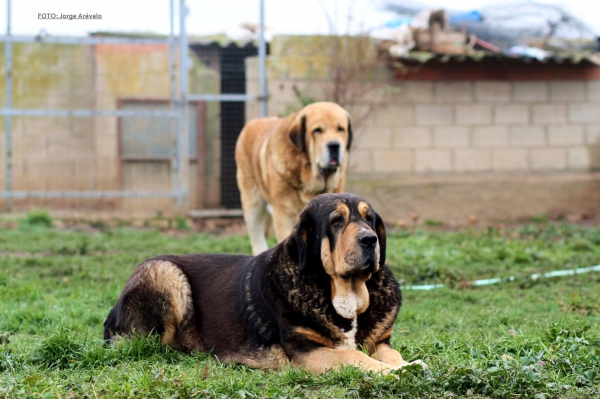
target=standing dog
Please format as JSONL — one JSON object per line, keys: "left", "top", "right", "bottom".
{"left": 104, "top": 193, "right": 424, "bottom": 374}
{"left": 235, "top": 102, "right": 352, "bottom": 255}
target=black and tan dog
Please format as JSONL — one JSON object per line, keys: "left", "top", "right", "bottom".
{"left": 236, "top": 102, "right": 352, "bottom": 255}
{"left": 104, "top": 193, "right": 424, "bottom": 374}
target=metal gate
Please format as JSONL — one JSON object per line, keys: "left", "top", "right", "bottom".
{"left": 1, "top": 0, "right": 267, "bottom": 215}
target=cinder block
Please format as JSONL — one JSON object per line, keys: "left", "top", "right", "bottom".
{"left": 475, "top": 82, "right": 511, "bottom": 103}
{"left": 547, "top": 126, "right": 584, "bottom": 146}
{"left": 472, "top": 126, "right": 509, "bottom": 147}
{"left": 416, "top": 105, "right": 453, "bottom": 126}
{"left": 590, "top": 146, "right": 600, "bottom": 169}
{"left": 493, "top": 148, "right": 529, "bottom": 171}
{"left": 532, "top": 104, "right": 567, "bottom": 124}
{"left": 586, "top": 125, "right": 600, "bottom": 144}
{"left": 569, "top": 104, "right": 600, "bottom": 123}
{"left": 509, "top": 126, "right": 546, "bottom": 147}
{"left": 393, "top": 81, "right": 434, "bottom": 103}
{"left": 349, "top": 149, "right": 374, "bottom": 173}
{"left": 494, "top": 104, "right": 529, "bottom": 125}
{"left": 352, "top": 127, "right": 393, "bottom": 150}
{"left": 393, "top": 127, "right": 432, "bottom": 149}
{"left": 454, "top": 149, "right": 492, "bottom": 172}
{"left": 433, "top": 127, "right": 470, "bottom": 148}
{"left": 245, "top": 57, "right": 259, "bottom": 80}
{"left": 455, "top": 104, "right": 492, "bottom": 125}
{"left": 531, "top": 148, "right": 567, "bottom": 170}
{"left": 513, "top": 82, "right": 548, "bottom": 102}
{"left": 267, "top": 80, "right": 299, "bottom": 105}
{"left": 270, "top": 102, "right": 294, "bottom": 118}
{"left": 550, "top": 81, "right": 586, "bottom": 102}
{"left": 568, "top": 147, "right": 590, "bottom": 170}
{"left": 435, "top": 82, "right": 473, "bottom": 103}
{"left": 372, "top": 150, "right": 413, "bottom": 172}
{"left": 588, "top": 81, "right": 600, "bottom": 101}
{"left": 245, "top": 102, "right": 260, "bottom": 120}
{"left": 246, "top": 80, "right": 259, "bottom": 96}
{"left": 415, "top": 149, "right": 452, "bottom": 172}
{"left": 372, "top": 106, "right": 414, "bottom": 127}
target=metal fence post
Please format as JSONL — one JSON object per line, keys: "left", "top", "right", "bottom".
{"left": 4, "top": 0, "right": 13, "bottom": 212}
{"left": 258, "top": 0, "right": 268, "bottom": 117}
{"left": 178, "top": 0, "right": 189, "bottom": 212}
{"left": 169, "top": 0, "right": 180, "bottom": 211}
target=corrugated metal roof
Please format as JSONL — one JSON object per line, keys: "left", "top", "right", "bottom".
{"left": 395, "top": 50, "right": 600, "bottom": 66}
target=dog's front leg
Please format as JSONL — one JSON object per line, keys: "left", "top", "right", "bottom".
{"left": 372, "top": 343, "right": 428, "bottom": 369}
{"left": 292, "top": 348, "right": 396, "bottom": 374}
{"left": 371, "top": 343, "right": 409, "bottom": 367}
{"left": 240, "top": 190, "right": 269, "bottom": 255}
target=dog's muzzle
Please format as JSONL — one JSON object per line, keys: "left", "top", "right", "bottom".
{"left": 358, "top": 231, "right": 377, "bottom": 273}
{"left": 341, "top": 231, "right": 378, "bottom": 278}
{"left": 319, "top": 141, "right": 342, "bottom": 175}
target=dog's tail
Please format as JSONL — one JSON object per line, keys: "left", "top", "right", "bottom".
{"left": 103, "top": 305, "right": 119, "bottom": 343}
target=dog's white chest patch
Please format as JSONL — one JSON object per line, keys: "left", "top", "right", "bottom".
{"left": 332, "top": 289, "right": 363, "bottom": 319}
{"left": 336, "top": 318, "right": 358, "bottom": 350}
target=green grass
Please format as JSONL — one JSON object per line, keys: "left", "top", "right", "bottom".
{"left": 1, "top": 223, "right": 600, "bottom": 398}
{"left": 21, "top": 209, "right": 53, "bottom": 228}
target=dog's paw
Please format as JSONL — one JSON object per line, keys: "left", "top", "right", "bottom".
{"left": 389, "top": 359, "right": 429, "bottom": 374}
{"left": 408, "top": 359, "right": 428, "bottom": 369}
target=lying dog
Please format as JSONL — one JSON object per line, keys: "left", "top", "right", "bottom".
{"left": 235, "top": 102, "right": 352, "bottom": 255}
{"left": 104, "top": 193, "right": 423, "bottom": 373}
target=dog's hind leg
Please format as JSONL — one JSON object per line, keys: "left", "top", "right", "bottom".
{"left": 103, "top": 260, "right": 199, "bottom": 351}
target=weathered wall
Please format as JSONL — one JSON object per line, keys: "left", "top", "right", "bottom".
{"left": 246, "top": 35, "right": 600, "bottom": 224}
{"left": 0, "top": 43, "right": 97, "bottom": 195}
{"left": 0, "top": 42, "right": 220, "bottom": 214}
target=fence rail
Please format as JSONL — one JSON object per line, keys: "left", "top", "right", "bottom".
{"left": 0, "top": 191, "right": 180, "bottom": 199}
{"left": 0, "top": 35, "right": 172, "bottom": 45}
{"left": 0, "top": 109, "right": 181, "bottom": 118}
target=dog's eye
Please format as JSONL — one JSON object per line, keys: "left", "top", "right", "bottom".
{"left": 313, "top": 128, "right": 323, "bottom": 134}
{"left": 331, "top": 216, "right": 344, "bottom": 228}
{"left": 365, "top": 214, "right": 373, "bottom": 223}
{"left": 337, "top": 127, "right": 344, "bottom": 132}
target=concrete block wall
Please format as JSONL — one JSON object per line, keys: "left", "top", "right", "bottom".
{"left": 244, "top": 36, "right": 600, "bottom": 223}
{"left": 348, "top": 80, "right": 600, "bottom": 175}
{"left": 246, "top": 42, "right": 599, "bottom": 177}
{"left": 0, "top": 42, "right": 221, "bottom": 212}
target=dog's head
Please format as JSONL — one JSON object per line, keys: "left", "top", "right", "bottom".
{"left": 285, "top": 193, "right": 386, "bottom": 319}
{"left": 288, "top": 102, "right": 352, "bottom": 188}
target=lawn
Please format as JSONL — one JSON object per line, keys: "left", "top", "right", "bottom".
{"left": 1, "top": 218, "right": 600, "bottom": 398}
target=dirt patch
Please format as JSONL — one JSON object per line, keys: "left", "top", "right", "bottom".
{"left": 191, "top": 217, "right": 247, "bottom": 237}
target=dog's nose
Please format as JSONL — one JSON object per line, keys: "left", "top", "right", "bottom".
{"left": 358, "top": 232, "right": 377, "bottom": 249}
{"left": 327, "top": 142, "right": 340, "bottom": 154}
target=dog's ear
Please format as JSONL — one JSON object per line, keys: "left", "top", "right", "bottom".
{"left": 346, "top": 117, "right": 353, "bottom": 150}
{"left": 289, "top": 115, "right": 307, "bottom": 153}
{"left": 285, "top": 209, "right": 314, "bottom": 272}
{"left": 374, "top": 211, "right": 386, "bottom": 267}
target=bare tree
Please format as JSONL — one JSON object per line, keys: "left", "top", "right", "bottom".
{"left": 291, "top": 0, "right": 394, "bottom": 128}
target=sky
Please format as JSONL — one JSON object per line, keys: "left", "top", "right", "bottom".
{"left": 1, "top": 0, "right": 599, "bottom": 39}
